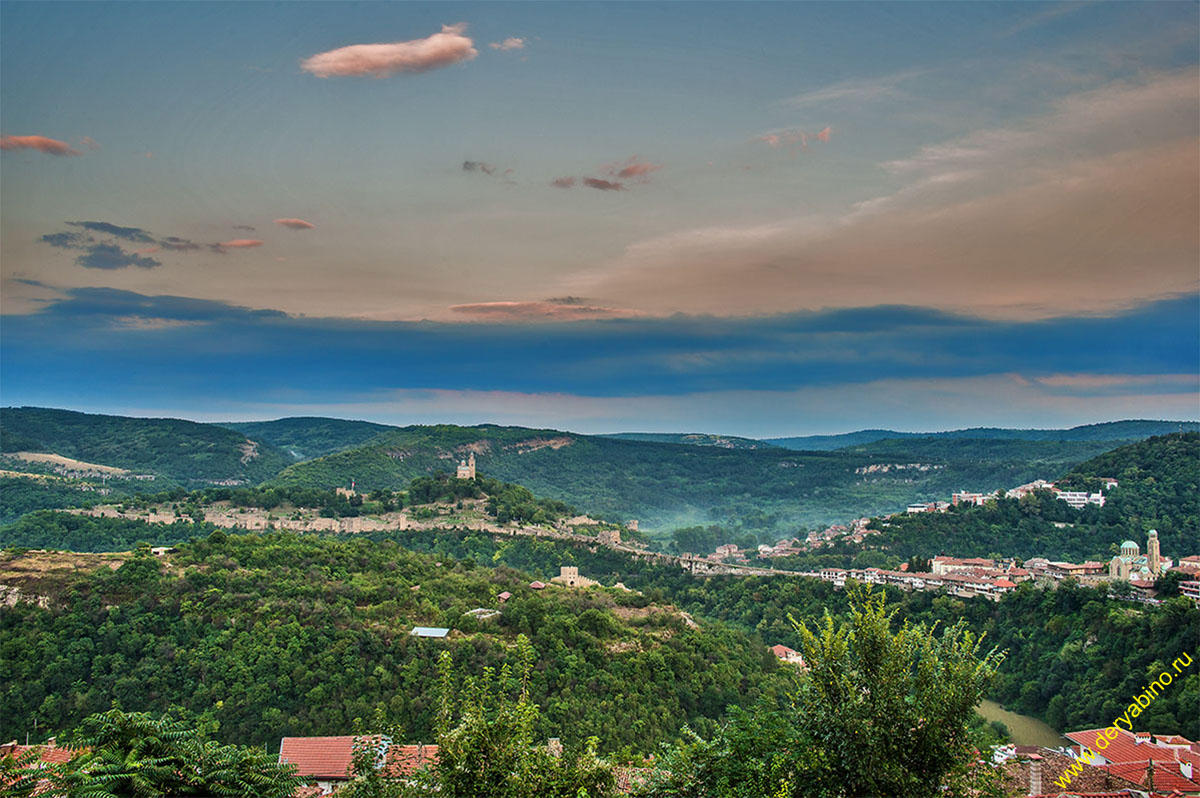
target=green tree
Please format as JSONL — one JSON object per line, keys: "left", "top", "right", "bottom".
{"left": 414, "top": 635, "right": 616, "bottom": 797}
{"left": 638, "top": 585, "right": 1004, "bottom": 798}
{"left": 45, "top": 708, "right": 302, "bottom": 798}
{"left": 792, "top": 586, "right": 1003, "bottom": 797}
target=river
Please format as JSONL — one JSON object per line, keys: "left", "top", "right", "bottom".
{"left": 977, "top": 699, "right": 1068, "bottom": 748}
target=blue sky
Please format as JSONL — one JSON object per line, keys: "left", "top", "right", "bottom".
{"left": 2, "top": 2, "right": 1197, "bottom": 434}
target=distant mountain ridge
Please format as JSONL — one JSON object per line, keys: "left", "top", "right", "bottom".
{"left": 600, "top": 432, "right": 778, "bottom": 449}
{"left": 2, "top": 408, "right": 1192, "bottom": 534}
{"left": 766, "top": 420, "right": 1198, "bottom": 451}
{"left": 0, "top": 407, "right": 291, "bottom": 486}
{"left": 220, "top": 417, "right": 394, "bottom": 460}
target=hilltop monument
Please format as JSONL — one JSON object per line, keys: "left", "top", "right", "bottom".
{"left": 456, "top": 452, "right": 476, "bottom": 480}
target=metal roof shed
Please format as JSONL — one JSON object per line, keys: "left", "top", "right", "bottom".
{"left": 410, "top": 626, "right": 450, "bottom": 638}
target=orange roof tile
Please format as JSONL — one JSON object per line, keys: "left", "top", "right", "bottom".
{"left": 1065, "top": 729, "right": 1184, "bottom": 766}
{"left": 278, "top": 736, "right": 437, "bottom": 781}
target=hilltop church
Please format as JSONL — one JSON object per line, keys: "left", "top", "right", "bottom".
{"left": 1108, "top": 530, "right": 1163, "bottom": 582}
{"left": 456, "top": 452, "right": 476, "bottom": 480}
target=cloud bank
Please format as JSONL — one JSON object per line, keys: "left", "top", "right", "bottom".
{"left": 302, "top": 23, "right": 477, "bottom": 78}
{"left": 449, "top": 299, "right": 637, "bottom": 321}
{"left": 578, "top": 71, "right": 1199, "bottom": 320}
{"left": 0, "top": 135, "right": 83, "bottom": 156}
{"left": 3, "top": 291, "right": 1195, "bottom": 435}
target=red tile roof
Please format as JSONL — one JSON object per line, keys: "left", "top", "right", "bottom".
{"left": 1065, "top": 729, "right": 1184, "bottom": 766}
{"left": 278, "top": 736, "right": 437, "bottom": 781}
{"left": 1030, "top": 792, "right": 1173, "bottom": 798}
{"left": 0, "top": 742, "right": 79, "bottom": 764}
{"left": 1105, "top": 760, "right": 1200, "bottom": 793}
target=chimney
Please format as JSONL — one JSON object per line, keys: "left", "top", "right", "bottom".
{"left": 1027, "top": 754, "right": 1042, "bottom": 797}
{"left": 547, "top": 738, "right": 562, "bottom": 758}
{"left": 1181, "top": 761, "right": 1193, "bottom": 780}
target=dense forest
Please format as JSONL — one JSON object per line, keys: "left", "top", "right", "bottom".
{"left": 220, "top": 416, "right": 395, "bottom": 460}
{"left": 0, "top": 591, "right": 1011, "bottom": 798}
{"left": 6, "top": 509, "right": 1195, "bottom": 750}
{"left": 1, "top": 407, "right": 291, "bottom": 485}
{"left": 0, "top": 529, "right": 787, "bottom": 753}
{"left": 0, "top": 476, "right": 106, "bottom": 524}
{"left": 869, "top": 433, "right": 1200, "bottom": 560}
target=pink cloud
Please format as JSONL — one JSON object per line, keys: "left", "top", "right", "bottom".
{"left": 489, "top": 37, "right": 525, "bottom": 51}
{"left": 550, "top": 176, "right": 576, "bottom": 189}
{"left": 0, "top": 135, "right": 82, "bottom": 156}
{"left": 274, "top": 218, "right": 315, "bottom": 230}
{"left": 79, "top": 136, "right": 100, "bottom": 151}
{"left": 301, "top": 23, "right": 477, "bottom": 78}
{"left": 603, "top": 155, "right": 663, "bottom": 181}
{"left": 449, "top": 300, "right": 637, "bottom": 321}
{"left": 217, "top": 239, "right": 264, "bottom": 249}
{"left": 816, "top": 126, "right": 832, "bottom": 143}
{"left": 583, "top": 177, "right": 625, "bottom": 191}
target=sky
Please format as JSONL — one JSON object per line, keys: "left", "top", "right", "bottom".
{"left": 2, "top": 1, "right": 1197, "bottom": 436}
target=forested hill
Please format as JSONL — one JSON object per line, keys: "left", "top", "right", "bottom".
{"left": 0, "top": 530, "right": 785, "bottom": 752}
{"left": 869, "top": 432, "right": 1200, "bottom": 560}
{"left": 767, "top": 419, "right": 1197, "bottom": 450}
{"left": 264, "top": 422, "right": 1124, "bottom": 534}
{"left": 219, "top": 417, "right": 394, "bottom": 460}
{"left": 0, "top": 407, "right": 291, "bottom": 486}
{"left": 2, "top": 409, "right": 1189, "bottom": 536}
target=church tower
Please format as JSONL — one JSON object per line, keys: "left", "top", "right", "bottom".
{"left": 1147, "top": 529, "right": 1161, "bottom": 576}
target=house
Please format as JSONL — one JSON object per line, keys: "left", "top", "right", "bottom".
{"left": 999, "top": 747, "right": 1154, "bottom": 797}
{"left": 1055, "top": 489, "right": 1105, "bottom": 508}
{"left": 278, "top": 736, "right": 437, "bottom": 795}
{"left": 770, "top": 644, "right": 806, "bottom": 666}
{"left": 0, "top": 739, "right": 77, "bottom": 765}
{"left": 1065, "top": 728, "right": 1200, "bottom": 782}
{"left": 1180, "top": 580, "right": 1200, "bottom": 606}
{"left": 0, "top": 740, "right": 81, "bottom": 797}
{"left": 497, "top": 591, "right": 513, "bottom": 602}
{"left": 529, "top": 581, "right": 547, "bottom": 590}
{"left": 410, "top": 627, "right": 450, "bottom": 638}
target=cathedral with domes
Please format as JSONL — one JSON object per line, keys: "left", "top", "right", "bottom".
{"left": 1108, "top": 530, "right": 1163, "bottom": 582}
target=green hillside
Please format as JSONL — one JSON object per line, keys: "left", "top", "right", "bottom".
{"left": 0, "top": 527, "right": 785, "bottom": 752}
{"left": 219, "top": 416, "right": 394, "bottom": 460}
{"left": 767, "top": 419, "right": 1198, "bottom": 450}
{"left": 867, "top": 432, "right": 1200, "bottom": 560}
{"left": 843, "top": 436, "right": 1126, "bottom": 466}
{"left": 1, "top": 409, "right": 1184, "bottom": 537}
{"left": 267, "top": 423, "right": 1120, "bottom": 535}
{"left": 0, "top": 407, "right": 291, "bottom": 486}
